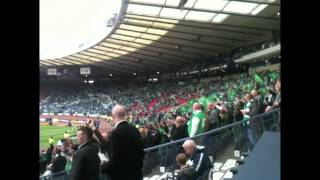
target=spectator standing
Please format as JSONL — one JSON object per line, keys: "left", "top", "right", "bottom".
{"left": 100, "top": 105, "right": 144, "bottom": 180}
{"left": 70, "top": 126, "right": 100, "bottom": 180}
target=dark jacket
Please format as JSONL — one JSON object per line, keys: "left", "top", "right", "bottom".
{"left": 233, "top": 101, "right": 244, "bottom": 122}
{"left": 177, "top": 166, "right": 197, "bottom": 180}
{"left": 171, "top": 124, "right": 188, "bottom": 141}
{"left": 70, "top": 140, "right": 100, "bottom": 180}
{"left": 208, "top": 108, "right": 220, "bottom": 126}
{"left": 188, "top": 147, "right": 213, "bottom": 178}
{"left": 51, "top": 154, "right": 67, "bottom": 173}
{"left": 247, "top": 98, "right": 259, "bottom": 117}
{"left": 100, "top": 121, "right": 144, "bottom": 180}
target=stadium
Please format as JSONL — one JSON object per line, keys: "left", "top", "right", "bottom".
{"left": 40, "top": 0, "right": 280, "bottom": 179}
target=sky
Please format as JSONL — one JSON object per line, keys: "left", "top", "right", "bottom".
{"left": 40, "top": 0, "right": 122, "bottom": 60}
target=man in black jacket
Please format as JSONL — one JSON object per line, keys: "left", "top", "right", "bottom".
{"left": 182, "top": 140, "right": 213, "bottom": 180}
{"left": 170, "top": 116, "right": 189, "bottom": 169}
{"left": 170, "top": 116, "right": 188, "bottom": 141}
{"left": 100, "top": 104, "right": 144, "bottom": 180}
{"left": 70, "top": 126, "right": 100, "bottom": 180}
{"left": 207, "top": 103, "right": 220, "bottom": 131}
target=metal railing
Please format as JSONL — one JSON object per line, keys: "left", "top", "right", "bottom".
{"left": 142, "top": 108, "right": 280, "bottom": 176}
{"left": 40, "top": 108, "right": 280, "bottom": 179}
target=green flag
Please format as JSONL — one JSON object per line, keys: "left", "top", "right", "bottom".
{"left": 268, "top": 71, "right": 279, "bottom": 81}
{"left": 199, "top": 96, "right": 208, "bottom": 111}
{"left": 180, "top": 105, "right": 188, "bottom": 113}
{"left": 207, "top": 93, "right": 218, "bottom": 102}
{"left": 188, "top": 99, "right": 196, "bottom": 106}
{"left": 253, "top": 72, "right": 264, "bottom": 85}
{"left": 245, "top": 82, "right": 253, "bottom": 92}
{"left": 258, "top": 88, "right": 268, "bottom": 96}
{"left": 227, "top": 89, "right": 237, "bottom": 101}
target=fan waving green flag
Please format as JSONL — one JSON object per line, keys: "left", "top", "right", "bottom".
{"left": 253, "top": 71, "right": 264, "bottom": 85}
{"left": 199, "top": 96, "right": 208, "bottom": 112}
{"left": 180, "top": 105, "right": 188, "bottom": 113}
{"left": 188, "top": 99, "right": 197, "bottom": 106}
{"left": 268, "top": 71, "right": 279, "bottom": 81}
{"left": 207, "top": 93, "right": 218, "bottom": 102}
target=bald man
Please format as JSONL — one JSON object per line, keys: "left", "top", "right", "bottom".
{"left": 182, "top": 139, "right": 213, "bottom": 179}
{"left": 171, "top": 116, "right": 188, "bottom": 141}
{"left": 187, "top": 103, "right": 206, "bottom": 137}
{"left": 100, "top": 104, "right": 144, "bottom": 180}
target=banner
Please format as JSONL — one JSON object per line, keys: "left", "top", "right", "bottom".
{"left": 80, "top": 67, "right": 91, "bottom": 75}
{"left": 47, "top": 68, "right": 57, "bottom": 75}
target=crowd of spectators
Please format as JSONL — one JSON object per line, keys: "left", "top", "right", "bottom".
{"left": 40, "top": 68, "right": 280, "bottom": 179}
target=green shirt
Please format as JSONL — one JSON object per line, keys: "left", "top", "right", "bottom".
{"left": 187, "top": 111, "right": 206, "bottom": 137}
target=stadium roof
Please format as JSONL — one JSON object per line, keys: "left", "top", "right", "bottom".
{"left": 40, "top": 0, "right": 280, "bottom": 77}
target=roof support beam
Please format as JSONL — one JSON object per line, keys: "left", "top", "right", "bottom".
{"left": 79, "top": 50, "right": 169, "bottom": 70}
{"left": 125, "top": 13, "right": 280, "bottom": 31}
{"left": 114, "top": 29, "right": 223, "bottom": 53}
{"left": 94, "top": 43, "right": 193, "bottom": 65}
{"left": 120, "top": 21, "right": 248, "bottom": 42}
{"left": 68, "top": 55, "right": 143, "bottom": 73}
{"left": 123, "top": 16, "right": 263, "bottom": 36}
{"left": 128, "top": 1, "right": 280, "bottom": 21}
{"left": 107, "top": 36, "right": 203, "bottom": 58}
{"left": 105, "top": 37, "right": 197, "bottom": 61}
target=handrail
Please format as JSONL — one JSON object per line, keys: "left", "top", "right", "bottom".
{"left": 144, "top": 108, "right": 280, "bottom": 152}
